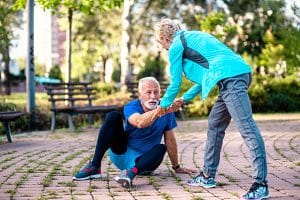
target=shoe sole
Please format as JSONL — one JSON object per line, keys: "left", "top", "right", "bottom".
{"left": 186, "top": 182, "right": 216, "bottom": 188}
{"left": 240, "top": 194, "right": 270, "bottom": 200}
{"left": 72, "top": 174, "right": 101, "bottom": 181}
{"left": 114, "top": 177, "right": 131, "bottom": 188}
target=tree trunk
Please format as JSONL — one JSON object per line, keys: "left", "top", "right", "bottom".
{"left": 120, "top": 0, "right": 134, "bottom": 86}
{"left": 66, "top": 8, "right": 73, "bottom": 82}
{"left": 100, "top": 55, "right": 108, "bottom": 82}
{"left": 2, "top": 44, "right": 11, "bottom": 95}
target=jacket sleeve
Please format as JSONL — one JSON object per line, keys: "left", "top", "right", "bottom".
{"left": 183, "top": 83, "right": 202, "bottom": 102}
{"left": 160, "top": 42, "right": 184, "bottom": 108}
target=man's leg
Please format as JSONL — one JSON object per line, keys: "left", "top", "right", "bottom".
{"left": 134, "top": 144, "right": 167, "bottom": 174}
{"left": 220, "top": 73, "right": 268, "bottom": 199}
{"left": 92, "top": 111, "right": 127, "bottom": 167}
{"left": 73, "top": 111, "right": 127, "bottom": 180}
{"left": 187, "top": 95, "right": 231, "bottom": 188}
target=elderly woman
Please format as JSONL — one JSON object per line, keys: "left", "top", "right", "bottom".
{"left": 154, "top": 18, "right": 269, "bottom": 200}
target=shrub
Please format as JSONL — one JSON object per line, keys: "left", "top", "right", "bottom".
{"left": 137, "top": 54, "right": 166, "bottom": 81}
{"left": 249, "top": 75, "right": 300, "bottom": 112}
{"left": 181, "top": 75, "right": 300, "bottom": 117}
{"left": 111, "top": 68, "right": 121, "bottom": 82}
{"left": 48, "top": 65, "right": 63, "bottom": 81}
{"left": 93, "top": 82, "right": 119, "bottom": 96}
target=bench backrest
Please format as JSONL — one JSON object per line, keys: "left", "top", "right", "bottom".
{"left": 127, "top": 82, "right": 169, "bottom": 99}
{"left": 44, "top": 82, "right": 97, "bottom": 109}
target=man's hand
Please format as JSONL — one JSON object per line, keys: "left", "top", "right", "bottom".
{"left": 151, "top": 106, "right": 165, "bottom": 121}
{"left": 174, "top": 166, "right": 197, "bottom": 174}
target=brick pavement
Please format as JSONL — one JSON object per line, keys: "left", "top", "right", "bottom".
{"left": 0, "top": 113, "right": 299, "bottom": 200}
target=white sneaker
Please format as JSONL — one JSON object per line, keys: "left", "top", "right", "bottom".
{"left": 114, "top": 169, "right": 132, "bottom": 188}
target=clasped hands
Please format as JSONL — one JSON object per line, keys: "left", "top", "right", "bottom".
{"left": 151, "top": 98, "right": 185, "bottom": 121}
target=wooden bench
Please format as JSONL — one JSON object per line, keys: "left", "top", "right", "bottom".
{"left": 44, "top": 82, "right": 123, "bottom": 131}
{"left": 0, "top": 111, "right": 26, "bottom": 142}
{"left": 126, "top": 82, "right": 186, "bottom": 120}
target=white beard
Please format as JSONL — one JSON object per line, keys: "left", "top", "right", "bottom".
{"left": 142, "top": 99, "right": 159, "bottom": 110}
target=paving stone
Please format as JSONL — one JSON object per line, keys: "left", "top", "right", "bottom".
{"left": 0, "top": 114, "right": 299, "bottom": 200}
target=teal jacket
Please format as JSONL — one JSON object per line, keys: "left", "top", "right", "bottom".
{"left": 160, "top": 30, "right": 252, "bottom": 108}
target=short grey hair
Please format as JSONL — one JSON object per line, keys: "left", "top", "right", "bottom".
{"left": 138, "top": 77, "right": 160, "bottom": 93}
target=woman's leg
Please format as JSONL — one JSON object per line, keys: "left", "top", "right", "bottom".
{"left": 220, "top": 73, "right": 267, "bottom": 183}
{"left": 203, "top": 94, "right": 232, "bottom": 178}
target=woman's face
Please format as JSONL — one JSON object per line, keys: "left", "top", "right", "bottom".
{"left": 159, "top": 35, "right": 172, "bottom": 50}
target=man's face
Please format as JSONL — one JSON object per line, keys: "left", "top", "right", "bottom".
{"left": 138, "top": 81, "right": 160, "bottom": 111}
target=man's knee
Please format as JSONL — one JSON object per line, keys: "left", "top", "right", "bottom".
{"left": 105, "top": 111, "right": 123, "bottom": 122}
{"left": 155, "top": 144, "right": 167, "bottom": 153}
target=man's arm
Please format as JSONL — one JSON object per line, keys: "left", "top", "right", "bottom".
{"left": 129, "top": 104, "right": 181, "bottom": 129}
{"left": 128, "top": 109, "right": 159, "bottom": 128}
{"left": 164, "top": 129, "right": 197, "bottom": 174}
{"left": 164, "top": 129, "right": 179, "bottom": 168}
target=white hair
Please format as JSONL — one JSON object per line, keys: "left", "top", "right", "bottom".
{"left": 138, "top": 77, "right": 160, "bottom": 92}
{"left": 155, "top": 18, "right": 182, "bottom": 42}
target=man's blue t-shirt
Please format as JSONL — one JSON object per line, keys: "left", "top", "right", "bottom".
{"left": 123, "top": 99, "right": 177, "bottom": 154}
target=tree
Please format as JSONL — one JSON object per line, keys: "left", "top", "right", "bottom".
{"left": 14, "top": 0, "right": 121, "bottom": 82}
{"left": 72, "top": 8, "right": 122, "bottom": 82}
{"left": 0, "top": 0, "right": 23, "bottom": 94}
{"left": 120, "top": 0, "right": 134, "bottom": 85}
{"left": 223, "top": 0, "right": 287, "bottom": 56}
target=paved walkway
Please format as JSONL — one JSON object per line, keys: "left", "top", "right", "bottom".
{"left": 0, "top": 114, "right": 299, "bottom": 200}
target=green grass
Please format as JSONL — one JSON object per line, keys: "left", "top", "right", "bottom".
{"left": 0, "top": 92, "right": 48, "bottom": 106}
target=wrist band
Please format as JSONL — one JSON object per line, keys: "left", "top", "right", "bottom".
{"left": 172, "top": 164, "right": 180, "bottom": 170}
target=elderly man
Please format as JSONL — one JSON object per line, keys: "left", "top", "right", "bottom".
{"left": 73, "top": 77, "right": 195, "bottom": 187}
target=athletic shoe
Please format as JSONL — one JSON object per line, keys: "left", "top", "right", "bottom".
{"left": 114, "top": 169, "right": 132, "bottom": 188}
{"left": 73, "top": 160, "right": 101, "bottom": 181}
{"left": 241, "top": 182, "right": 269, "bottom": 200}
{"left": 186, "top": 172, "right": 216, "bottom": 188}
{"left": 139, "top": 170, "right": 154, "bottom": 176}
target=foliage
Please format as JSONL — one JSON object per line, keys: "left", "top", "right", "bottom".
{"left": 257, "top": 29, "right": 285, "bottom": 77}
{"left": 137, "top": 54, "right": 166, "bottom": 81}
{"left": 72, "top": 8, "right": 122, "bottom": 81}
{"left": 277, "top": 25, "right": 300, "bottom": 74}
{"left": 249, "top": 75, "right": 300, "bottom": 112}
{"left": 13, "top": 0, "right": 122, "bottom": 82}
{"left": 0, "top": 0, "right": 23, "bottom": 94}
{"left": 196, "top": 12, "right": 238, "bottom": 50}
{"left": 93, "top": 82, "right": 119, "bottom": 96}
{"left": 111, "top": 67, "right": 121, "bottom": 82}
{"left": 223, "top": 0, "right": 286, "bottom": 56}
{"left": 48, "top": 65, "right": 63, "bottom": 81}
{"left": 34, "top": 62, "right": 46, "bottom": 77}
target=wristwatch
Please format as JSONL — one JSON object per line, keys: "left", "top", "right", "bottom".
{"left": 172, "top": 164, "right": 180, "bottom": 170}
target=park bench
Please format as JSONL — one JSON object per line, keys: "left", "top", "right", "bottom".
{"left": 44, "top": 82, "right": 123, "bottom": 131}
{"left": 126, "top": 81, "right": 186, "bottom": 120}
{"left": 0, "top": 111, "right": 26, "bottom": 142}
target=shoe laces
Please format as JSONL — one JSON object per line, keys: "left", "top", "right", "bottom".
{"left": 191, "top": 172, "right": 205, "bottom": 183}
{"left": 249, "top": 182, "right": 267, "bottom": 192}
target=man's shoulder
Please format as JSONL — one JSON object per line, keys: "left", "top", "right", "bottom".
{"left": 124, "top": 99, "right": 143, "bottom": 115}
{"left": 125, "top": 99, "right": 141, "bottom": 107}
